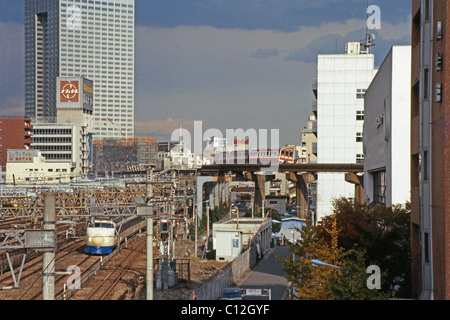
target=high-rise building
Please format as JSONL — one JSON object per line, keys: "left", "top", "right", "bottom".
{"left": 313, "top": 41, "right": 377, "bottom": 220}
{"left": 24, "top": 0, "right": 135, "bottom": 139}
{"left": 410, "top": 0, "right": 450, "bottom": 300}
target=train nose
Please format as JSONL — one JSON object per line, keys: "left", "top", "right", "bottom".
{"left": 91, "top": 234, "right": 104, "bottom": 246}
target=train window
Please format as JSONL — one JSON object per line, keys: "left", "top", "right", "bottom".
{"left": 94, "top": 222, "right": 114, "bottom": 228}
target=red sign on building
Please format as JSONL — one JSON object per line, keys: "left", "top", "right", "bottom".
{"left": 60, "top": 81, "right": 79, "bottom": 102}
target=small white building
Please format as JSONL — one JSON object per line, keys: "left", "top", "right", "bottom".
{"left": 363, "top": 46, "right": 411, "bottom": 205}
{"left": 170, "top": 143, "right": 196, "bottom": 168}
{"left": 6, "top": 150, "right": 73, "bottom": 184}
{"left": 213, "top": 217, "right": 272, "bottom": 262}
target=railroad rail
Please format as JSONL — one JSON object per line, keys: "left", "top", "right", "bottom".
{"left": 82, "top": 238, "right": 146, "bottom": 300}
{"left": 0, "top": 216, "right": 147, "bottom": 300}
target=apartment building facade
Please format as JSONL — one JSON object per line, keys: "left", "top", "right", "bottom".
{"left": 410, "top": 0, "right": 450, "bottom": 300}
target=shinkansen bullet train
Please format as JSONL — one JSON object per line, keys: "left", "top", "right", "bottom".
{"left": 85, "top": 219, "right": 118, "bottom": 255}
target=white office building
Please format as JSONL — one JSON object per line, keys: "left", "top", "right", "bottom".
{"left": 314, "top": 42, "right": 378, "bottom": 220}
{"left": 25, "top": 0, "right": 135, "bottom": 140}
{"left": 363, "top": 46, "right": 411, "bottom": 206}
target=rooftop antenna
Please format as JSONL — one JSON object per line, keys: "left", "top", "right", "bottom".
{"left": 361, "top": 0, "right": 375, "bottom": 54}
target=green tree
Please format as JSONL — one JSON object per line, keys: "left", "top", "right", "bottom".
{"left": 328, "top": 249, "right": 390, "bottom": 300}
{"left": 319, "top": 197, "right": 411, "bottom": 298}
{"left": 280, "top": 201, "right": 402, "bottom": 300}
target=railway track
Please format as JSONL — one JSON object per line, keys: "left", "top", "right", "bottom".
{"left": 0, "top": 237, "right": 99, "bottom": 300}
{"left": 0, "top": 216, "right": 154, "bottom": 300}
{"left": 28, "top": 253, "right": 102, "bottom": 300}
{"left": 79, "top": 237, "right": 146, "bottom": 300}
{"left": 0, "top": 221, "right": 87, "bottom": 275}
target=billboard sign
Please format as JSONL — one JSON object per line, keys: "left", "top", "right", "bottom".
{"left": 7, "top": 150, "right": 33, "bottom": 163}
{"left": 82, "top": 78, "right": 94, "bottom": 111}
{"left": 57, "top": 76, "right": 93, "bottom": 112}
{"left": 60, "top": 81, "right": 79, "bottom": 102}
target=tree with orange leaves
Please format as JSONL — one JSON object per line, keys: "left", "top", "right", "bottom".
{"left": 281, "top": 216, "right": 348, "bottom": 300}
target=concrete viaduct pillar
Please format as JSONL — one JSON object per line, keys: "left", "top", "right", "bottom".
{"left": 196, "top": 176, "right": 218, "bottom": 222}
{"left": 245, "top": 172, "right": 275, "bottom": 214}
{"left": 345, "top": 173, "right": 364, "bottom": 204}
{"left": 196, "top": 174, "right": 233, "bottom": 222}
{"left": 286, "top": 172, "right": 316, "bottom": 219}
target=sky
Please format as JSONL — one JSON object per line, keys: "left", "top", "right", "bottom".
{"left": 0, "top": 0, "right": 411, "bottom": 146}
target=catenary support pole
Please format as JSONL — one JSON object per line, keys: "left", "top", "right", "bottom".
{"left": 42, "top": 193, "right": 55, "bottom": 300}
{"left": 146, "top": 165, "right": 154, "bottom": 300}
{"left": 147, "top": 216, "right": 153, "bottom": 300}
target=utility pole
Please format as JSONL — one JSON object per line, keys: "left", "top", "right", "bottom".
{"left": 206, "top": 205, "right": 209, "bottom": 251}
{"left": 42, "top": 193, "right": 55, "bottom": 300}
{"left": 194, "top": 199, "right": 198, "bottom": 258}
{"left": 146, "top": 215, "right": 153, "bottom": 300}
{"left": 146, "top": 165, "right": 154, "bottom": 300}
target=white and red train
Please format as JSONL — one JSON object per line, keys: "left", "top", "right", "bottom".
{"left": 211, "top": 146, "right": 298, "bottom": 165}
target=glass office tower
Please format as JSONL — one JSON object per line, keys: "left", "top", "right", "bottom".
{"left": 25, "top": 0, "right": 135, "bottom": 139}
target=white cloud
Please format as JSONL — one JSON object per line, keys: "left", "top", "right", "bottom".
{"left": 135, "top": 117, "right": 196, "bottom": 136}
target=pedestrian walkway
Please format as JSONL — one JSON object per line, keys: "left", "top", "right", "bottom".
{"left": 237, "top": 245, "right": 290, "bottom": 300}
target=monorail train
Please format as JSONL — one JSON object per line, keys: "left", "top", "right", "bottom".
{"left": 211, "top": 147, "right": 298, "bottom": 165}
{"left": 249, "top": 148, "right": 280, "bottom": 164}
{"left": 215, "top": 149, "right": 249, "bottom": 164}
{"left": 279, "top": 147, "right": 298, "bottom": 164}
{"left": 84, "top": 219, "right": 118, "bottom": 255}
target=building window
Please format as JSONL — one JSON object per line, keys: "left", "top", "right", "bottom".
{"left": 423, "top": 68, "right": 429, "bottom": 99}
{"left": 356, "top": 154, "right": 364, "bottom": 164}
{"left": 356, "top": 89, "right": 366, "bottom": 99}
{"left": 423, "top": 150, "right": 428, "bottom": 181}
{"left": 424, "top": 232, "right": 430, "bottom": 263}
{"left": 356, "top": 110, "right": 364, "bottom": 121}
{"left": 424, "top": 0, "right": 430, "bottom": 22}
{"left": 373, "top": 170, "right": 386, "bottom": 205}
{"left": 356, "top": 132, "right": 363, "bottom": 142}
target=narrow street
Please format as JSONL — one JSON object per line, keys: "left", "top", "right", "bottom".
{"left": 237, "top": 245, "right": 290, "bottom": 300}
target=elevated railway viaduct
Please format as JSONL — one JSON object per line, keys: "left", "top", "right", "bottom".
{"left": 197, "top": 163, "right": 364, "bottom": 220}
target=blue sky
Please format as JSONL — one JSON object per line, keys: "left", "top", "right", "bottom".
{"left": 0, "top": 0, "right": 411, "bottom": 145}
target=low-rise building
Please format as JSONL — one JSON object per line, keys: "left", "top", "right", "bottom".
{"left": 266, "top": 195, "right": 289, "bottom": 215}
{"left": 212, "top": 217, "right": 272, "bottom": 262}
{"left": 31, "top": 123, "right": 91, "bottom": 179}
{"left": 6, "top": 150, "right": 72, "bottom": 184}
{"left": 0, "top": 117, "right": 32, "bottom": 174}
{"left": 170, "top": 143, "right": 197, "bottom": 168}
